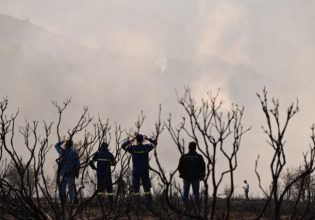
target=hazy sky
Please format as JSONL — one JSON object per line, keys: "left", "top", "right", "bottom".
{"left": 1, "top": 0, "right": 315, "bottom": 196}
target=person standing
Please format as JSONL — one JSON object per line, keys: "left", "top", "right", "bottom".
{"left": 121, "top": 134, "right": 157, "bottom": 204}
{"left": 243, "top": 180, "right": 249, "bottom": 200}
{"left": 178, "top": 141, "right": 205, "bottom": 211}
{"left": 89, "top": 142, "right": 116, "bottom": 209}
{"left": 55, "top": 139, "right": 80, "bottom": 205}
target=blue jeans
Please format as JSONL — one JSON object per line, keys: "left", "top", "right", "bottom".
{"left": 183, "top": 179, "right": 200, "bottom": 209}
{"left": 60, "top": 177, "right": 76, "bottom": 204}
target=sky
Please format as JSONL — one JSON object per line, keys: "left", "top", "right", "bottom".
{"left": 1, "top": 0, "right": 315, "bottom": 196}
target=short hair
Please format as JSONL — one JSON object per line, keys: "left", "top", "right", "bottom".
{"left": 188, "top": 141, "right": 197, "bottom": 152}
{"left": 65, "top": 139, "right": 73, "bottom": 148}
{"left": 136, "top": 134, "right": 144, "bottom": 144}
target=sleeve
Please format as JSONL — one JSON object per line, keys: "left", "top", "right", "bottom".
{"left": 146, "top": 138, "right": 157, "bottom": 152}
{"left": 199, "top": 155, "right": 206, "bottom": 180}
{"left": 146, "top": 144, "right": 154, "bottom": 152}
{"left": 89, "top": 152, "right": 97, "bottom": 170}
{"left": 121, "top": 140, "right": 131, "bottom": 151}
{"left": 89, "top": 161, "right": 97, "bottom": 170}
{"left": 148, "top": 138, "right": 157, "bottom": 146}
{"left": 110, "top": 153, "right": 116, "bottom": 166}
{"left": 177, "top": 155, "right": 184, "bottom": 175}
{"left": 92, "top": 152, "right": 98, "bottom": 161}
{"left": 126, "top": 145, "right": 135, "bottom": 153}
{"left": 55, "top": 141, "right": 65, "bottom": 154}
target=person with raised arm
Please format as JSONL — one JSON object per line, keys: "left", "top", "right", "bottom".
{"left": 55, "top": 138, "right": 80, "bottom": 206}
{"left": 121, "top": 133, "right": 157, "bottom": 204}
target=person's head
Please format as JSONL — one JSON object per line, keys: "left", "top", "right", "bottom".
{"left": 64, "top": 139, "right": 73, "bottom": 149}
{"left": 188, "top": 141, "right": 197, "bottom": 153}
{"left": 100, "top": 142, "right": 108, "bottom": 150}
{"left": 244, "top": 180, "right": 247, "bottom": 184}
{"left": 135, "top": 134, "right": 144, "bottom": 144}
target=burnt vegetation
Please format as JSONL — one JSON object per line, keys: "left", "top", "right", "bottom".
{"left": 0, "top": 88, "right": 315, "bottom": 219}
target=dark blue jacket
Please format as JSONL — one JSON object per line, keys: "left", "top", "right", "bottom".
{"left": 55, "top": 142, "right": 80, "bottom": 178}
{"left": 90, "top": 143, "right": 115, "bottom": 178}
{"left": 121, "top": 138, "right": 156, "bottom": 172}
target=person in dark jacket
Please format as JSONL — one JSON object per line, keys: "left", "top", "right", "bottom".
{"left": 89, "top": 142, "right": 116, "bottom": 209}
{"left": 178, "top": 141, "right": 205, "bottom": 210}
{"left": 55, "top": 139, "right": 80, "bottom": 205}
{"left": 121, "top": 134, "right": 157, "bottom": 201}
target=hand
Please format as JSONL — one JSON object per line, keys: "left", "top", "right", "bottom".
{"left": 143, "top": 135, "right": 148, "bottom": 140}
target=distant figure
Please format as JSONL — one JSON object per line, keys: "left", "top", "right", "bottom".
{"left": 89, "top": 142, "right": 116, "bottom": 209}
{"left": 243, "top": 180, "right": 249, "bottom": 200}
{"left": 178, "top": 141, "right": 205, "bottom": 211}
{"left": 121, "top": 134, "right": 157, "bottom": 204}
{"left": 55, "top": 139, "right": 80, "bottom": 205}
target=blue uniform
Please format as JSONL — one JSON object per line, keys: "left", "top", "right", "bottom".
{"left": 90, "top": 143, "right": 115, "bottom": 193}
{"left": 122, "top": 138, "right": 156, "bottom": 193}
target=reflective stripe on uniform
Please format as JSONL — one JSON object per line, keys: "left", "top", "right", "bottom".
{"left": 98, "top": 192, "right": 114, "bottom": 196}
{"left": 97, "top": 158, "right": 111, "bottom": 161}
{"left": 144, "top": 191, "right": 151, "bottom": 195}
{"left": 132, "top": 192, "right": 140, "bottom": 195}
{"left": 133, "top": 151, "right": 145, "bottom": 154}
{"left": 105, "top": 192, "right": 114, "bottom": 196}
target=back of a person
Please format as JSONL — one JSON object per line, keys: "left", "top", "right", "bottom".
{"left": 61, "top": 148, "right": 78, "bottom": 177}
{"left": 178, "top": 141, "right": 205, "bottom": 211}
{"left": 180, "top": 152, "right": 203, "bottom": 180}
{"left": 129, "top": 144, "right": 152, "bottom": 171}
{"left": 96, "top": 149, "right": 114, "bottom": 177}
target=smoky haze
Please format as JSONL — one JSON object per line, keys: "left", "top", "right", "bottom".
{"left": 1, "top": 0, "right": 315, "bottom": 196}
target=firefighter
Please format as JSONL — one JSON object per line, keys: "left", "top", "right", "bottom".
{"left": 90, "top": 142, "right": 116, "bottom": 209}
{"left": 121, "top": 134, "right": 157, "bottom": 204}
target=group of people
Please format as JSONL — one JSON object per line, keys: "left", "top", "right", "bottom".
{"left": 55, "top": 134, "right": 249, "bottom": 211}
{"left": 55, "top": 133, "right": 159, "bottom": 209}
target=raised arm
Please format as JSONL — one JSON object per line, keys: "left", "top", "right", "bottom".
{"left": 121, "top": 139, "right": 131, "bottom": 151}
{"left": 55, "top": 141, "right": 65, "bottom": 154}
{"left": 143, "top": 135, "right": 157, "bottom": 147}
{"left": 148, "top": 137, "right": 157, "bottom": 146}
{"left": 121, "top": 136, "right": 136, "bottom": 151}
